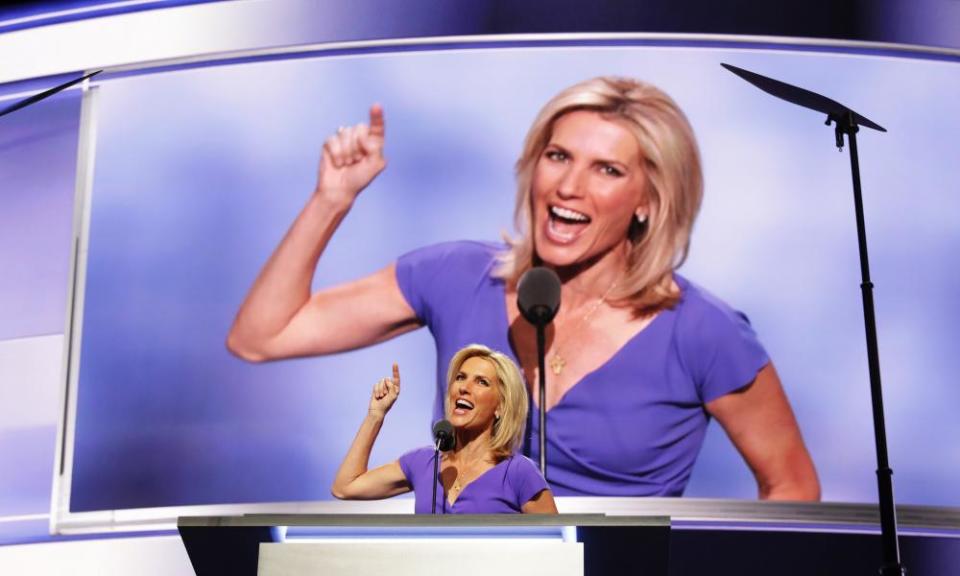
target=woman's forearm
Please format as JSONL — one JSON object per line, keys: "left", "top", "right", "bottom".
{"left": 330, "top": 411, "right": 385, "bottom": 499}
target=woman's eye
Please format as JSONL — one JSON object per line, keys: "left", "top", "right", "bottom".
{"left": 478, "top": 378, "right": 490, "bottom": 387}
{"left": 601, "top": 164, "right": 624, "bottom": 177}
{"left": 545, "top": 149, "right": 567, "bottom": 162}
{"left": 455, "top": 373, "right": 466, "bottom": 381}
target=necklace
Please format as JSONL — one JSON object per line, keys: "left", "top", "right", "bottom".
{"left": 449, "top": 454, "right": 493, "bottom": 495}
{"left": 548, "top": 280, "right": 618, "bottom": 376}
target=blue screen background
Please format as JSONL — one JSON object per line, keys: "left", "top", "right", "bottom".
{"left": 68, "top": 45, "right": 960, "bottom": 511}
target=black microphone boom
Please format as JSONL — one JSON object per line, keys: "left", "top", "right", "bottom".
{"left": 517, "top": 266, "right": 561, "bottom": 479}
{"left": 431, "top": 419, "right": 454, "bottom": 514}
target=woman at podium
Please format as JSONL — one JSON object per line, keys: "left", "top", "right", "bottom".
{"left": 228, "top": 76, "right": 820, "bottom": 501}
{"left": 331, "top": 344, "right": 557, "bottom": 514}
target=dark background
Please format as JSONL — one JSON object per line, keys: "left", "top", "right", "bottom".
{"left": 2, "top": 0, "right": 957, "bottom": 52}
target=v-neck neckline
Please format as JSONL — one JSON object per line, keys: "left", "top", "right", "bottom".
{"left": 444, "top": 456, "right": 508, "bottom": 508}
{"left": 498, "top": 275, "right": 678, "bottom": 414}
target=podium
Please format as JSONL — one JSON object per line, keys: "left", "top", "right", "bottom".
{"left": 178, "top": 498, "right": 960, "bottom": 576}
{"left": 179, "top": 513, "right": 669, "bottom": 576}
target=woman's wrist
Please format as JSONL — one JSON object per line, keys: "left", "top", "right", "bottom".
{"left": 366, "top": 410, "right": 387, "bottom": 422}
{"left": 311, "top": 184, "right": 357, "bottom": 214}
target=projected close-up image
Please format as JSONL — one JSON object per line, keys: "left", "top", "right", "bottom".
{"left": 68, "top": 45, "right": 960, "bottom": 512}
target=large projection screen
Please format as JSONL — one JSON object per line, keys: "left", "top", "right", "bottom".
{"left": 63, "top": 41, "right": 960, "bottom": 516}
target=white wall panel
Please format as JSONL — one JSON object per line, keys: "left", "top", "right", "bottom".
{"left": 0, "top": 535, "right": 193, "bottom": 576}
{"left": 0, "top": 335, "right": 63, "bottom": 427}
{"left": 0, "top": 335, "right": 63, "bottom": 518}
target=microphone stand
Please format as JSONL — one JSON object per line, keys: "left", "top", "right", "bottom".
{"left": 431, "top": 420, "right": 454, "bottom": 514}
{"left": 722, "top": 63, "right": 904, "bottom": 576}
{"left": 432, "top": 438, "right": 442, "bottom": 514}
{"left": 832, "top": 112, "right": 903, "bottom": 576}
{"left": 517, "top": 266, "right": 561, "bottom": 480}
{"left": 535, "top": 323, "right": 548, "bottom": 476}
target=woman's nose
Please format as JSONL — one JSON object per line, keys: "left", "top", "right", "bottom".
{"left": 557, "top": 165, "right": 585, "bottom": 199}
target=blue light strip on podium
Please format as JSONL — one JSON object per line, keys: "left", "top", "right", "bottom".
{"left": 283, "top": 524, "right": 574, "bottom": 542}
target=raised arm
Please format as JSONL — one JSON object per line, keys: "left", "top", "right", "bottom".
{"left": 227, "top": 105, "right": 421, "bottom": 362}
{"left": 707, "top": 362, "right": 821, "bottom": 501}
{"left": 331, "top": 363, "right": 411, "bottom": 500}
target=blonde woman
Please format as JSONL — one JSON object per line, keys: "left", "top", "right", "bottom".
{"left": 229, "top": 77, "right": 820, "bottom": 500}
{"left": 331, "top": 344, "right": 557, "bottom": 514}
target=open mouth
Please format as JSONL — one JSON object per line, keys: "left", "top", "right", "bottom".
{"left": 453, "top": 398, "right": 474, "bottom": 415}
{"left": 546, "top": 204, "right": 591, "bottom": 243}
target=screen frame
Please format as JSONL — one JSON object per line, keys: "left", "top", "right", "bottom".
{"left": 49, "top": 31, "right": 960, "bottom": 535}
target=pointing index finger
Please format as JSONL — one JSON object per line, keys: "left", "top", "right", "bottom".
{"left": 369, "top": 103, "right": 385, "bottom": 139}
{"left": 392, "top": 362, "right": 400, "bottom": 388}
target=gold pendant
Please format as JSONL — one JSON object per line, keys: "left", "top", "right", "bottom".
{"left": 549, "top": 353, "right": 565, "bottom": 375}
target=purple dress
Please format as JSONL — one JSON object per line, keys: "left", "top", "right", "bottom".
{"left": 396, "top": 241, "right": 769, "bottom": 497}
{"left": 398, "top": 447, "right": 548, "bottom": 514}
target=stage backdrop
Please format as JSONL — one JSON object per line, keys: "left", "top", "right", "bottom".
{"left": 0, "top": 89, "right": 80, "bottom": 535}
{"left": 67, "top": 42, "right": 960, "bottom": 512}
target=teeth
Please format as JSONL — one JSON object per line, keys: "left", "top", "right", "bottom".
{"left": 550, "top": 205, "right": 590, "bottom": 222}
{"left": 548, "top": 218, "right": 576, "bottom": 241}
{"left": 455, "top": 399, "right": 474, "bottom": 409}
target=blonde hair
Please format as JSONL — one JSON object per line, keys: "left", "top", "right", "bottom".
{"left": 444, "top": 344, "right": 527, "bottom": 461}
{"left": 494, "top": 76, "right": 704, "bottom": 313}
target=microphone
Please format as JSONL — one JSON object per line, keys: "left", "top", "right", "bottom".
{"left": 517, "top": 267, "right": 561, "bottom": 326}
{"left": 432, "top": 419, "right": 454, "bottom": 514}
{"left": 517, "top": 266, "right": 561, "bottom": 479}
{"left": 432, "top": 419, "right": 455, "bottom": 451}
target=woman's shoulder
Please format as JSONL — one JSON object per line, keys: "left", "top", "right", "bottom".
{"left": 670, "top": 274, "right": 764, "bottom": 361}
{"left": 502, "top": 453, "right": 545, "bottom": 480}
{"left": 671, "top": 275, "right": 769, "bottom": 396}
{"left": 673, "top": 274, "right": 754, "bottom": 330}
{"left": 502, "top": 453, "right": 549, "bottom": 499}
{"left": 501, "top": 451, "right": 536, "bottom": 467}
{"left": 395, "top": 240, "right": 507, "bottom": 315}
{"left": 399, "top": 240, "right": 505, "bottom": 268}
{"left": 398, "top": 445, "right": 437, "bottom": 469}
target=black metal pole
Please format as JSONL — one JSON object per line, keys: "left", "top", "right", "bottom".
{"left": 516, "top": 266, "right": 559, "bottom": 478}
{"left": 431, "top": 440, "right": 442, "bottom": 514}
{"left": 536, "top": 324, "right": 547, "bottom": 478}
{"left": 835, "top": 112, "right": 904, "bottom": 576}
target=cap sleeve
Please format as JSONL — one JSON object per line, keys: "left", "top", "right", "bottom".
{"left": 395, "top": 241, "right": 501, "bottom": 328}
{"left": 676, "top": 282, "right": 770, "bottom": 403}
{"left": 509, "top": 455, "right": 550, "bottom": 506}
{"left": 398, "top": 446, "right": 431, "bottom": 484}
